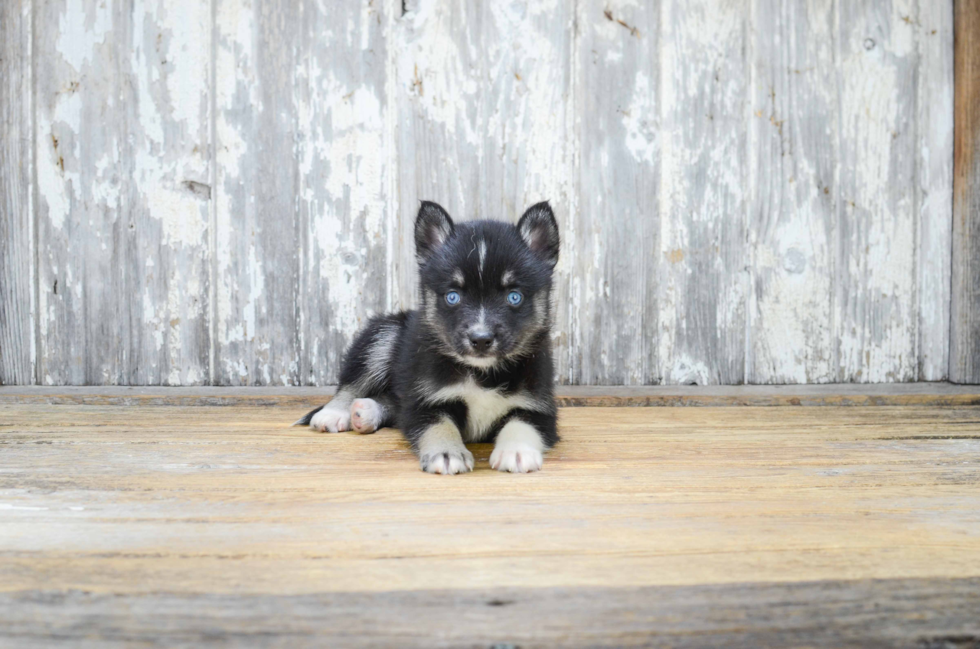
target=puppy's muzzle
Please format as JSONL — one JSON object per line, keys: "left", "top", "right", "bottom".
{"left": 468, "top": 330, "right": 495, "bottom": 352}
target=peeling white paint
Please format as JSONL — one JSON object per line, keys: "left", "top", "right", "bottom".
{"left": 37, "top": 91, "right": 83, "bottom": 232}
{"left": 399, "top": 0, "right": 480, "bottom": 145}
{"left": 623, "top": 71, "right": 658, "bottom": 165}
{"left": 57, "top": 0, "right": 112, "bottom": 72}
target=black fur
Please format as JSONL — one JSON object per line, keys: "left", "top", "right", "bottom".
{"left": 296, "top": 201, "right": 561, "bottom": 473}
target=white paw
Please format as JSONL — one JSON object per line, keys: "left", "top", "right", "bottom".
{"left": 350, "top": 398, "right": 384, "bottom": 434}
{"left": 420, "top": 447, "right": 474, "bottom": 475}
{"left": 490, "top": 442, "right": 543, "bottom": 473}
{"left": 309, "top": 405, "right": 351, "bottom": 433}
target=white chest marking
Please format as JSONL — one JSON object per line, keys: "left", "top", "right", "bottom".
{"left": 423, "top": 377, "right": 544, "bottom": 442}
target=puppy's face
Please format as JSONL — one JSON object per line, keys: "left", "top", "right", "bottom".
{"left": 415, "top": 202, "right": 560, "bottom": 368}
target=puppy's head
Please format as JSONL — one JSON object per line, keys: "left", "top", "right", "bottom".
{"left": 415, "top": 201, "right": 559, "bottom": 369}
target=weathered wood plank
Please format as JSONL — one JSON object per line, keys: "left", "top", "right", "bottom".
{"left": 951, "top": 0, "right": 980, "bottom": 383}
{"left": 1, "top": 578, "right": 978, "bottom": 648}
{"left": 0, "top": 0, "right": 34, "bottom": 385}
{"left": 658, "top": 0, "right": 748, "bottom": 385}
{"left": 916, "top": 0, "right": 954, "bottom": 380}
{"left": 213, "top": 0, "right": 301, "bottom": 386}
{"left": 747, "top": 0, "right": 836, "bottom": 384}
{"left": 296, "top": 0, "right": 392, "bottom": 386}
{"left": 1, "top": 383, "right": 979, "bottom": 407}
{"left": 34, "top": 0, "right": 212, "bottom": 385}
{"left": 835, "top": 0, "right": 918, "bottom": 382}
{"left": 570, "top": 1, "right": 659, "bottom": 385}
{"left": 213, "top": 0, "right": 391, "bottom": 387}
{"left": 391, "top": 1, "right": 574, "bottom": 375}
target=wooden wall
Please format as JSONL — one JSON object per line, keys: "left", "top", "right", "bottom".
{"left": 951, "top": 0, "right": 980, "bottom": 383}
{"left": 0, "top": 0, "right": 963, "bottom": 386}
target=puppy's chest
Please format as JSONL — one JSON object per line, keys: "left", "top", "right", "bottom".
{"left": 426, "top": 377, "right": 538, "bottom": 441}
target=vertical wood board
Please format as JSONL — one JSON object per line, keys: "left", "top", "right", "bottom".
{"left": 570, "top": 0, "right": 660, "bottom": 385}
{"left": 214, "top": 0, "right": 392, "bottom": 386}
{"left": 916, "top": 0, "right": 953, "bottom": 381}
{"left": 296, "top": 0, "right": 392, "bottom": 385}
{"left": 835, "top": 0, "right": 918, "bottom": 382}
{"left": 746, "top": 0, "right": 836, "bottom": 384}
{"left": 0, "top": 0, "right": 34, "bottom": 385}
{"left": 33, "top": 0, "right": 212, "bottom": 385}
{"left": 951, "top": 0, "right": 980, "bottom": 383}
{"left": 657, "top": 0, "right": 748, "bottom": 385}
{"left": 213, "top": 0, "right": 302, "bottom": 385}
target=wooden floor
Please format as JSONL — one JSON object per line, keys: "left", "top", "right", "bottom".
{"left": 2, "top": 398, "right": 980, "bottom": 647}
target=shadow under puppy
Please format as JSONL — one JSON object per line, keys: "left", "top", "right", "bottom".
{"left": 295, "top": 201, "right": 560, "bottom": 474}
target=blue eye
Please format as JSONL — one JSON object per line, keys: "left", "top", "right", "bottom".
{"left": 445, "top": 291, "right": 460, "bottom": 305}
{"left": 507, "top": 290, "right": 523, "bottom": 306}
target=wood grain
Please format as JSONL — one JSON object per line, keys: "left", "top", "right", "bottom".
{"left": 2, "top": 404, "right": 979, "bottom": 592}
{"left": 951, "top": 0, "right": 980, "bottom": 383}
{"left": 0, "top": 0, "right": 34, "bottom": 385}
{"left": 33, "top": 0, "right": 213, "bottom": 386}
{"left": 917, "top": 0, "right": 954, "bottom": 381}
{"left": 2, "top": 579, "right": 978, "bottom": 647}
{"left": 0, "top": 402, "right": 978, "bottom": 643}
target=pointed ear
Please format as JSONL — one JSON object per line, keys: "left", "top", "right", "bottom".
{"left": 414, "top": 201, "right": 455, "bottom": 263}
{"left": 517, "top": 201, "right": 559, "bottom": 268}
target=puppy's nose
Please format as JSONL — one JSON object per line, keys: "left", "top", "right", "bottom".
{"left": 468, "top": 331, "right": 495, "bottom": 352}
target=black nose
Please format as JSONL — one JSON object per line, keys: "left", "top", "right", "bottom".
{"left": 468, "top": 331, "right": 495, "bottom": 352}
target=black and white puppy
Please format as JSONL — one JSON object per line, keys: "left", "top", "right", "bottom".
{"left": 294, "top": 201, "right": 560, "bottom": 475}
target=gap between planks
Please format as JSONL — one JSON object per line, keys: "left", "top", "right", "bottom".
{"left": 0, "top": 382, "right": 978, "bottom": 408}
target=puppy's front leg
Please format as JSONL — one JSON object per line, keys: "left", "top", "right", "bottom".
{"left": 413, "top": 416, "right": 474, "bottom": 475}
{"left": 490, "top": 416, "right": 552, "bottom": 474}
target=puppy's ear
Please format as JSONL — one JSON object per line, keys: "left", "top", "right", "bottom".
{"left": 415, "top": 201, "right": 455, "bottom": 263}
{"left": 517, "top": 201, "right": 559, "bottom": 268}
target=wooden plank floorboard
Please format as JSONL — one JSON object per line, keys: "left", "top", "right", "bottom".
{"left": 1, "top": 404, "right": 979, "bottom": 645}
{"left": 1, "top": 579, "right": 978, "bottom": 648}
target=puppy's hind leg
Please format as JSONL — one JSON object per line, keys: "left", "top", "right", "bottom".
{"left": 294, "top": 388, "right": 355, "bottom": 433}
{"left": 294, "top": 312, "right": 404, "bottom": 432}
{"left": 350, "top": 394, "right": 396, "bottom": 434}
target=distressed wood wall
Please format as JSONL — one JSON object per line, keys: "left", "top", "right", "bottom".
{"left": 0, "top": 0, "right": 961, "bottom": 386}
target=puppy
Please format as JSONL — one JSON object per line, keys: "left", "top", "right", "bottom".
{"left": 294, "top": 201, "right": 560, "bottom": 474}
